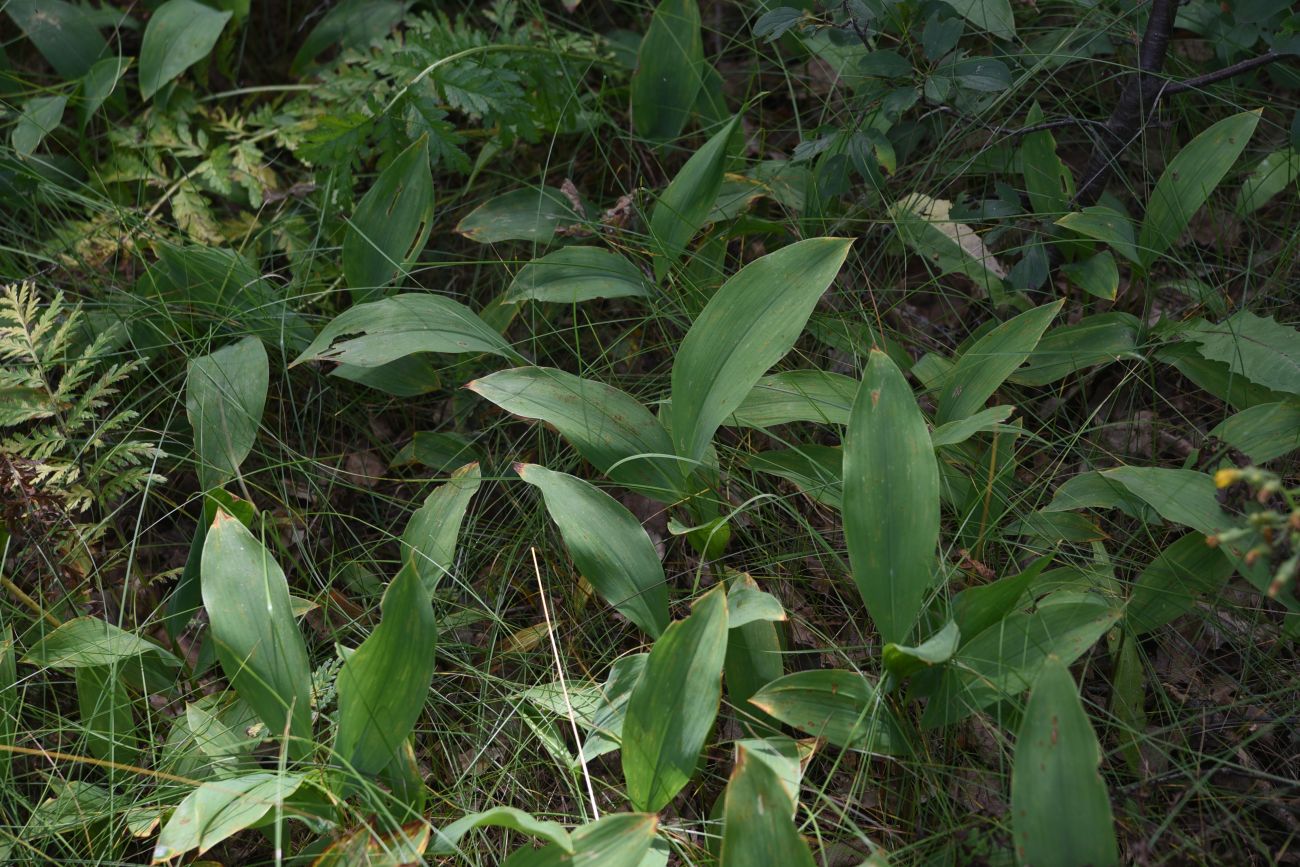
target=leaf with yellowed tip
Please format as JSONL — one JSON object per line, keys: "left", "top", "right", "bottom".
{"left": 720, "top": 744, "right": 815, "bottom": 867}
{"left": 343, "top": 135, "right": 434, "bottom": 300}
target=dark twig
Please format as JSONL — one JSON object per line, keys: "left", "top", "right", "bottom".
{"left": 1159, "top": 50, "right": 1283, "bottom": 97}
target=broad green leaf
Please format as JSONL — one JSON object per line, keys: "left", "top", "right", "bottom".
{"left": 930, "top": 404, "right": 1016, "bottom": 448}
{"left": 79, "top": 56, "right": 130, "bottom": 129}
{"left": 935, "top": 300, "right": 1063, "bottom": 424}
{"left": 1137, "top": 110, "right": 1261, "bottom": 268}
{"left": 519, "top": 464, "right": 670, "bottom": 638}
{"left": 6, "top": 0, "right": 107, "bottom": 78}
{"left": 400, "top": 462, "right": 481, "bottom": 595}
{"left": 882, "top": 620, "right": 960, "bottom": 681}
{"left": 433, "top": 807, "right": 572, "bottom": 855}
{"left": 292, "top": 294, "right": 520, "bottom": 369}
{"left": 11, "top": 96, "right": 67, "bottom": 158}
{"left": 720, "top": 745, "right": 815, "bottom": 867}
{"left": 503, "top": 813, "right": 659, "bottom": 867}
{"left": 1055, "top": 206, "right": 1139, "bottom": 264}
{"left": 201, "top": 512, "right": 313, "bottom": 760}
{"left": 671, "top": 237, "right": 853, "bottom": 463}
{"left": 290, "top": 0, "right": 405, "bottom": 75}
{"left": 951, "top": 555, "right": 1052, "bottom": 646}
{"left": 1012, "top": 312, "right": 1140, "bottom": 387}
{"left": 890, "top": 193, "right": 1007, "bottom": 296}
{"left": 1020, "top": 103, "right": 1072, "bottom": 215}
{"left": 922, "top": 593, "right": 1119, "bottom": 728}
{"left": 1044, "top": 470, "right": 1155, "bottom": 521}
{"left": 649, "top": 114, "right": 740, "bottom": 279}
{"left": 630, "top": 0, "right": 704, "bottom": 143}
{"left": 332, "top": 355, "right": 441, "bottom": 397}
{"left": 1099, "top": 467, "right": 1223, "bottom": 535}
{"left": 343, "top": 136, "right": 434, "bottom": 299}
{"left": 747, "top": 445, "right": 843, "bottom": 508}
{"left": 455, "top": 186, "right": 586, "bottom": 245}
{"left": 730, "top": 370, "right": 858, "bottom": 428}
{"left": 1209, "top": 401, "right": 1300, "bottom": 462}
{"left": 26, "top": 781, "right": 113, "bottom": 837}
{"left": 1236, "top": 148, "right": 1299, "bottom": 215}
{"left": 726, "top": 573, "right": 786, "bottom": 628}
{"left": 139, "top": 0, "right": 233, "bottom": 100}
{"left": 335, "top": 562, "right": 438, "bottom": 776}
{"left": 844, "top": 350, "right": 940, "bottom": 645}
{"left": 504, "top": 247, "right": 650, "bottom": 304}
{"left": 186, "top": 336, "right": 268, "bottom": 492}
{"left": 1183, "top": 311, "right": 1300, "bottom": 397}
{"left": 749, "top": 670, "right": 909, "bottom": 754}
{"left": 1011, "top": 658, "right": 1119, "bottom": 867}
{"left": 622, "top": 584, "right": 728, "bottom": 811}
{"left": 726, "top": 613, "right": 785, "bottom": 735}
{"left": 942, "top": 0, "right": 1016, "bottom": 39}
{"left": 1061, "top": 251, "right": 1119, "bottom": 301}
{"left": 76, "top": 665, "right": 137, "bottom": 763}
{"left": 23, "top": 617, "right": 180, "bottom": 670}
{"left": 152, "top": 772, "right": 306, "bottom": 862}
{"left": 1126, "top": 533, "right": 1234, "bottom": 635}
{"left": 469, "top": 367, "right": 682, "bottom": 499}
{"left": 730, "top": 736, "right": 813, "bottom": 811}
{"left": 1155, "top": 342, "right": 1290, "bottom": 411}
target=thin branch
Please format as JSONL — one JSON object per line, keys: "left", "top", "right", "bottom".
{"left": 1160, "top": 51, "right": 1283, "bottom": 97}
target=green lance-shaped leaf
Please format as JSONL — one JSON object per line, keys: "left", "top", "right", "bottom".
{"left": 75, "top": 665, "right": 137, "bottom": 764}
{"left": 201, "top": 511, "right": 313, "bottom": 760}
{"left": 1055, "top": 205, "right": 1140, "bottom": 264}
{"left": 519, "top": 464, "right": 669, "bottom": 639}
{"left": 1137, "top": 109, "right": 1261, "bottom": 268}
{"left": 433, "top": 806, "right": 573, "bottom": 855}
{"left": 843, "top": 350, "right": 940, "bottom": 646}
{"left": 502, "top": 813, "right": 659, "bottom": 867}
{"left": 343, "top": 135, "right": 435, "bottom": 299}
{"left": 1183, "top": 310, "right": 1300, "bottom": 398}
{"left": 186, "top": 336, "right": 268, "bottom": 492}
{"left": 622, "top": 584, "right": 729, "bottom": 811}
{"left": 469, "top": 366, "right": 683, "bottom": 500}
{"left": 671, "top": 237, "right": 853, "bottom": 464}
{"left": 749, "top": 670, "right": 909, "bottom": 754}
{"left": 935, "top": 300, "right": 1063, "bottom": 425}
{"left": 11, "top": 95, "right": 67, "bottom": 158}
{"left": 720, "top": 743, "right": 815, "bottom": 867}
{"left": 630, "top": 0, "right": 704, "bottom": 143}
{"left": 943, "top": 0, "right": 1016, "bottom": 39}
{"left": 292, "top": 294, "right": 521, "bottom": 369}
{"left": 400, "top": 462, "right": 481, "bottom": 595}
{"left": 455, "top": 186, "right": 587, "bottom": 246}
{"left": 1011, "top": 658, "right": 1119, "bottom": 867}
{"left": 139, "top": 0, "right": 232, "bottom": 100}
{"left": 152, "top": 771, "right": 307, "bottom": 862}
{"left": 649, "top": 114, "right": 740, "bottom": 280}
{"left": 504, "top": 247, "right": 650, "bottom": 305}
{"left": 730, "top": 370, "right": 859, "bottom": 428}
{"left": 6, "top": 0, "right": 108, "bottom": 79}
{"left": 1020, "top": 103, "right": 1073, "bottom": 216}
{"left": 335, "top": 560, "right": 438, "bottom": 776}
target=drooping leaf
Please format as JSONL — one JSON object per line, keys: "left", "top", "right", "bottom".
{"left": 469, "top": 366, "right": 682, "bottom": 500}
{"left": 1183, "top": 311, "right": 1300, "bottom": 397}
{"left": 139, "top": 0, "right": 233, "bottom": 100}
{"left": 951, "top": 555, "right": 1051, "bottom": 645}
{"left": 502, "top": 813, "right": 659, "bottom": 867}
{"left": 882, "top": 620, "right": 960, "bottom": 681}
{"left": 400, "top": 462, "right": 481, "bottom": 595}
{"left": 152, "top": 772, "right": 307, "bottom": 862}
{"left": 935, "top": 300, "right": 1063, "bottom": 424}
{"left": 6, "top": 0, "right": 107, "bottom": 78}
{"left": 201, "top": 512, "right": 313, "bottom": 759}
{"left": 504, "top": 247, "right": 650, "bottom": 304}
{"left": 23, "top": 617, "right": 180, "bottom": 670}
{"left": 185, "top": 336, "right": 268, "bottom": 492}
{"left": 730, "top": 370, "right": 858, "bottom": 428}
{"left": 630, "top": 0, "right": 704, "bottom": 143}
{"left": 844, "top": 350, "right": 940, "bottom": 645}
{"left": 343, "top": 136, "right": 435, "bottom": 299}
{"left": 11, "top": 96, "right": 67, "bottom": 158}
{"left": 1208, "top": 400, "right": 1300, "bottom": 462}
{"left": 292, "top": 294, "right": 521, "bottom": 369}
{"left": 890, "top": 193, "right": 1007, "bottom": 296}
{"left": 749, "top": 670, "right": 909, "bottom": 754}
{"left": 433, "top": 807, "right": 573, "bottom": 855}
{"left": 455, "top": 186, "right": 586, "bottom": 245}
{"left": 649, "top": 114, "right": 740, "bottom": 279}
{"left": 930, "top": 405, "right": 1017, "bottom": 447}
{"left": 622, "top": 585, "right": 728, "bottom": 811}
{"left": 1055, "top": 206, "right": 1140, "bottom": 264}
{"left": 519, "top": 464, "right": 670, "bottom": 638}
{"left": 1011, "top": 658, "right": 1119, "bottom": 867}
{"left": 335, "top": 562, "right": 438, "bottom": 776}
{"left": 726, "top": 573, "right": 786, "bottom": 629}
{"left": 670, "top": 237, "right": 853, "bottom": 463}
{"left": 1126, "top": 532, "right": 1234, "bottom": 635}
{"left": 1137, "top": 110, "right": 1261, "bottom": 268}
{"left": 719, "top": 744, "right": 815, "bottom": 867}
